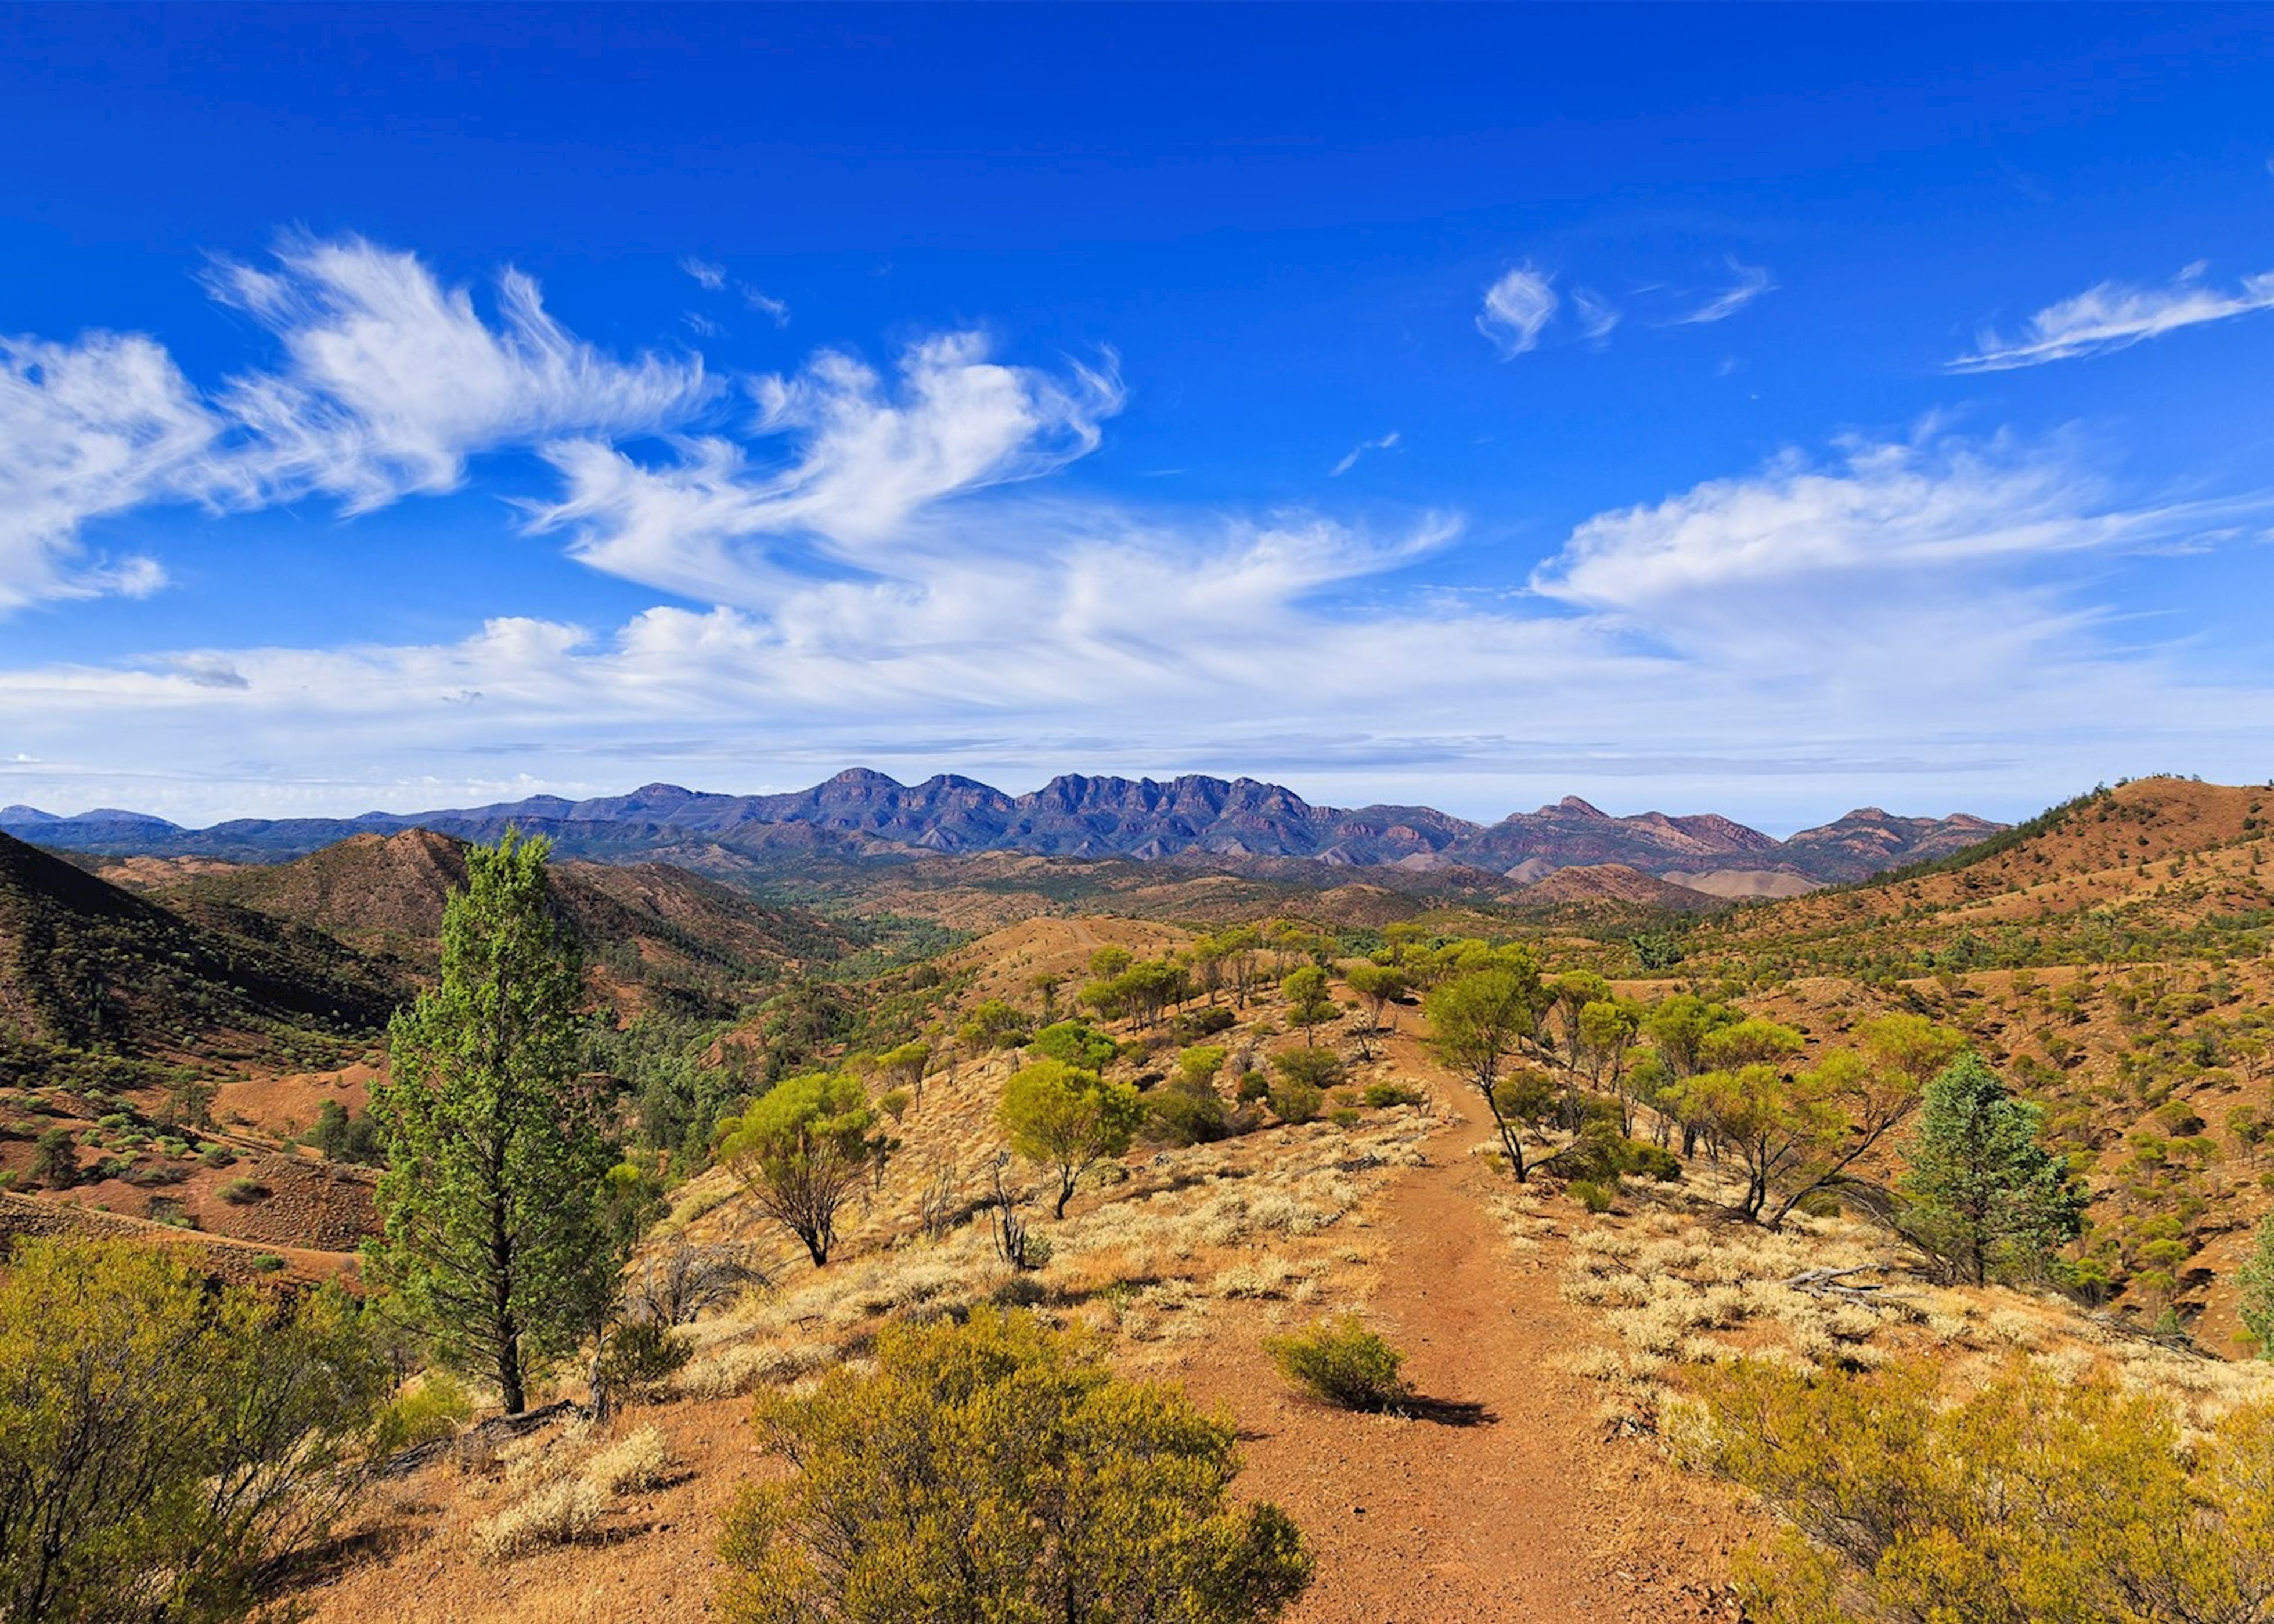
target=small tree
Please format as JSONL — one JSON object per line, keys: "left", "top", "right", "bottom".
{"left": 28, "top": 1126, "right": 78, "bottom": 1190}
{"left": 369, "top": 828, "right": 614, "bottom": 1415}
{"left": 879, "top": 1040, "right": 930, "bottom": 1103}
{"left": 1268, "top": 1048, "right": 1341, "bottom": 1124}
{"left": 1899, "top": 1053, "right": 2086, "bottom": 1284}
{"left": 719, "top": 1309, "right": 1311, "bottom": 1623}
{"left": 1675, "top": 1049, "right": 1927, "bottom": 1227}
{"left": 1428, "top": 964, "right": 1549, "bottom": 1179}
{"left": 716, "top": 1072, "right": 883, "bottom": 1267}
{"left": 999, "top": 1059, "right": 1143, "bottom": 1220}
{"left": 960, "top": 1000, "right": 1031, "bottom": 1052}
{"left": 1176, "top": 1043, "right": 1229, "bottom": 1089}
{"left": 1282, "top": 966, "right": 1336, "bottom": 1046}
{"left": 1344, "top": 963, "right": 1408, "bottom": 1034}
{"left": 1030, "top": 1020, "right": 1119, "bottom": 1071}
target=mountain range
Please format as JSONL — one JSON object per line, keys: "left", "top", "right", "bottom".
{"left": 0, "top": 769, "right": 1999, "bottom": 892}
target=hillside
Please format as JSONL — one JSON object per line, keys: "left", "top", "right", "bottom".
{"left": 0, "top": 830, "right": 396, "bottom": 1067}
{"left": 1688, "top": 777, "right": 2274, "bottom": 979}
{"left": 0, "top": 769, "right": 1999, "bottom": 887}
{"left": 152, "top": 829, "right": 857, "bottom": 1018}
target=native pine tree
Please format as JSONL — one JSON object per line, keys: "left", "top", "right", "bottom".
{"left": 368, "top": 829, "right": 615, "bottom": 1414}
{"left": 1899, "top": 1052, "right": 2085, "bottom": 1285}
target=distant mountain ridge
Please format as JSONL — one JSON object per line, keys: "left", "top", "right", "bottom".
{"left": 0, "top": 769, "right": 2001, "bottom": 888}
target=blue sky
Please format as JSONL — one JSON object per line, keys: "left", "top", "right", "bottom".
{"left": 3, "top": 5, "right": 2272, "bottom": 830}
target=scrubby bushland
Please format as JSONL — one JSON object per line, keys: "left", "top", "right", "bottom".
{"left": 719, "top": 1308, "right": 1311, "bottom": 1623}
{"left": 0, "top": 1237, "right": 385, "bottom": 1623}
{"left": 1263, "top": 1315, "right": 1411, "bottom": 1412}
{"left": 1681, "top": 1355, "right": 2274, "bottom": 1623}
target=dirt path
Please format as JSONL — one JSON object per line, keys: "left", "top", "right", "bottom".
{"left": 1178, "top": 1078, "right": 1740, "bottom": 1622}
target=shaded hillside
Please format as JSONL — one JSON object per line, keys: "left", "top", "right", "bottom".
{"left": 1, "top": 768, "right": 1999, "bottom": 885}
{"left": 157, "top": 829, "right": 857, "bottom": 1018}
{"left": 0, "top": 831, "right": 395, "bottom": 1065}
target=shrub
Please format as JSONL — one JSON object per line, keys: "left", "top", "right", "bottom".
{"left": 719, "top": 1308, "right": 1311, "bottom": 1622}
{"left": 1363, "top": 1080, "right": 1425, "bottom": 1109}
{"left": 1684, "top": 1355, "right": 2274, "bottom": 1624}
{"left": 0, "top": 1238, "right": 383, "bottom": 1619}
{"left": 582, "top": 1424, "right": 673, "bottom": 1495}
{"left": 1569, "top": 1179, "right": 1616, "bottom": 1214}
{"left": 1030, "top": 1020, "right": 1120, "bottom": 1071}
{"left": 1327, "top": 1106, "right": 1361, "bottom": 1129}
{"left": 218, "top": 1176, "right": 269, "bottom": 1205}
{"left": 1146, "top": 1081, "right": 1231, "bottom": 1147}
{"left": 1270, "top": 1047, "right": 1344, "bottom": 1093}
{"left": 1263, "top": 1315, "right": 1411, "bottom": 1412}
{"left": 248, "top": 1252, "right": 287, "bottom": 1272}
{"left": 1268, "top": 1079, "right": 1324, "bottom": 1126}
{"left": 1236, "top": 1070, "right": 1271, "bottom": 1103}
{"left": 1172, "top": 1005, "right": 1237, "bottom": 1040}
{"left": 374, "top": 1373, "right": 473, "bottom": 1454}
{"left": 475, "top": 1477, "right": 604, "bottom": 1561}
{"left": 596, "top": 1319, "right": 693, "bottom": 1402}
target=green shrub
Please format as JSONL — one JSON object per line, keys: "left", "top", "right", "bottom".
{"left": 1170, "top": 1005, "right": 1237, "bottom": 1041}
{"left": 1263, "top": 1315, "right": 1411, "bottom": 1411}
{"left": 1362, "top": 1080, "right": 1425, "bottom": 1109}
{"left": 1235, "top": 1071, "right": 1270, "bottom": 1104}
{"left": 1569, "top": 1179, "right": 1615, "bottom": 1214}
{"left": 596, "top": 1319, "right": 693, "bottom": 1401}
{"left": 373, "top": 1371, "right": 473, "bottom": 1454}
{"left": 1327, "top": 1106, "right": 1362, "bottom": 1129}
{"left": 1145, "top": 1081, "right": 1231, "bottom": 1146}
{"left": 1029, "top": 1021, "right": 1119, "bottom": 1072}
{"left": 248, "top": 1252, "right": 287, "bottom": 1272}
{"left": 0, "top": 1238, "right": 381, "bottom": 1618}
{"left": 218, "top": 1176, "right": 269, "bottom": 1205}
{"left": 719, "top": 1308, "right": 1310, "bottom": 1622}
{"left": 1267, "top": 1079, "right": 1324, "bottom": 1125}
{"left": 1684, "top": 1355, "right": 2274, "bottom": 1624}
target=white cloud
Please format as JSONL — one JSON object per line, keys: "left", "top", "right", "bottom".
{"left": 1572, "top": 289, "right": 1620, "bottom": 343}
{"left": 1950, "top": 262, "right": 2274, "bottom": 371}
{"left": 1329, "top": 430, "right": 1400, "bottom": 477}
{"left": 680, "top": 256, "right": 727, "bottom": 292}
{"left": 1672, "top": 258, "right": 1774, "bottom": 325}
{"left": 7, "top": 423, "right": 2268, "bottom": 831}
{"left": 208, "top": 235, "right": 716, "bottom": 512}
{"left": 528, "top": 331, "right": 1125, "bottom": 599}
{"left": 740, "top": 285, "right": 791, "bottom": 326}
{"left": 1477, "top": 266, "right": 1558, "bottom": 357}
{"left": 0, "top": 330, "right": 222, "bottom": 607}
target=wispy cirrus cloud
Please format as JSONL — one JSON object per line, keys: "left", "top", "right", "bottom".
{"left": 679, "top": 256, "right": 727, "bottom": 292}
{"left": 1477, "top": 266, "right": 1558, "bottom": 357}
{"left": 1670, "top": 258, "right": 1774, "bottom": 325}
{"left": 0, "top": 330, "right": 222, "bottom": 609}
{"left": 527, "top": 330, "right": 1125, "bottom": 603}
{"left": 208, "top": 235, "right": 715, "bottom": 512}
{"left": 1949, "top": 261, "right": 2274, "bottom": 371}
{"left": 1329, "top": 430, "right": 1399, "bottom": 477}
{"left": 0, "top": 235, "right": 720, "bottom": 610}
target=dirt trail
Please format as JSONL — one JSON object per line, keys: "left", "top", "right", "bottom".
{"left": 1180, "top": 1066, "right": 1740, "bottom": 1622}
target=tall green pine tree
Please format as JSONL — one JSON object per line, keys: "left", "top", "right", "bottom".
{"left": 1899, "top": 1052, "right": 2085, "bottom": 1285}
{"left": 367, "top": 830, "right": 613, "bottom": 1413}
